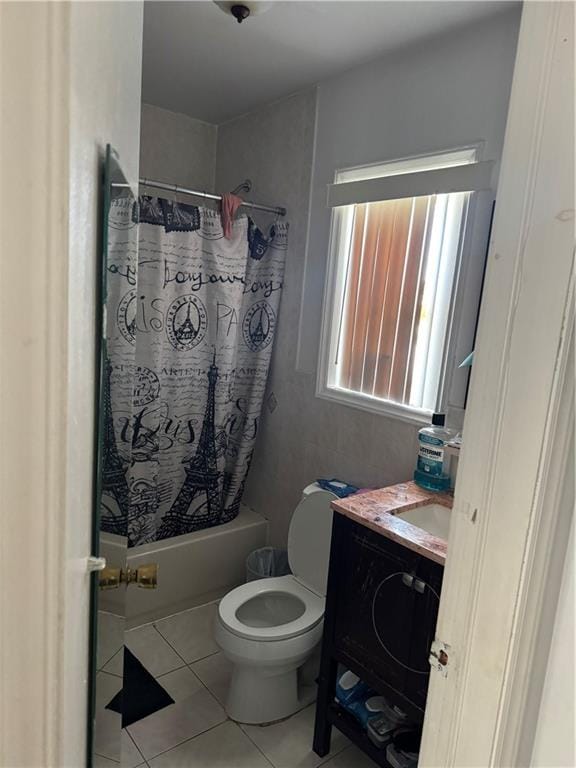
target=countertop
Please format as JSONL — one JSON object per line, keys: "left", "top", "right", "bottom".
{"left": 331, "top": 481, "right": 453, "bottom": 566}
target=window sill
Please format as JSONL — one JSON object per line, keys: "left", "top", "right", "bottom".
{"left": 316, "top": 384, "right": 433, "bottom": 426}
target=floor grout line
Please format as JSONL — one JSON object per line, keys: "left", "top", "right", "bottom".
{"left": 136, "top": 717, "right": 230, "bottom": 763}
{"left": 98, "top": 668, "right": 123, "bottom": 682}
{"left": 150, "top": 623, "right": 197, "bottom": 668}
{"left": 131, "top": 598, "right": 222, "bottom": 634}
{"left": 149, "top": 660, "right": 189, "bottom": 680}
{"left": 94, "top": 751, "right": 119, "bottom": 765}
{"left": 152, "top": 625, "right": 203, "bottom": 667}
{"left": 96, "top": 612, "right": 125, "bottom": 670}
{"left": 148, "top": 654, "right": 231, "bottom": 760}
{"left": 97, "top": 646, "right": 124, "bottom": 673}
{"left": 188, "top": 648, "right": 221, "bottom": 665}
{"left": 125, "top": 726, "right": 146, "bottom": 765}
{"left": 152, "top": 614, "right": 221, "bottom": 669}
{"left": 182, "top": 662, "right": 221, "bottom": 698}
{"left": 99, "top": 648, "right": 123, "bottom": 677}
{"left": 237, "top": 725, "right": 276, "bottom": 768}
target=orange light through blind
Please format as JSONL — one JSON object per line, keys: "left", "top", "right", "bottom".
{"left": 336, "top": 195, "right": 437, "bottom": 405}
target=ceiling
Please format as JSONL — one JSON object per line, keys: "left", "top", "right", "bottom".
{"left": 142, "top": 1, "right": 518, "bottom": 124}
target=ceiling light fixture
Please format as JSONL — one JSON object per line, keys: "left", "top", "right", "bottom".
{"left": 231, "top": 5, "right": 250, "bottom": 24}
{"left": 214, "top": 1, "right": 273, "bottom": 24}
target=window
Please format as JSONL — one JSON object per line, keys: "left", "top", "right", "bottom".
{"left": 318, "top": 148, "right": 490, "bottom": 422}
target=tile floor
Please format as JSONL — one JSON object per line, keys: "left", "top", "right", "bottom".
{"left": 95, "top": 604, "right": 375, "bottom": 768}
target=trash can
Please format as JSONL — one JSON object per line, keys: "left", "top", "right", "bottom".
{"left": 246, "top": 546, "right": 291, "bottom": 582}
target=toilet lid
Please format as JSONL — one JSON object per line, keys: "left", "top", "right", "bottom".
{"left": 287, "top": 490, "right": 337, "bottom": 597}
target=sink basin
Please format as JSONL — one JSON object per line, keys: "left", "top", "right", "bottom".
{"left": 396, "top": 504, "right": 451, "bottom": 541}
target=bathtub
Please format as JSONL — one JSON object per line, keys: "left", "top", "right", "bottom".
{"left": 99, "top": 504, "right": 268, "bottom": 627}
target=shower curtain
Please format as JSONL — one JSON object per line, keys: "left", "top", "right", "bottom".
{"left": 102, "top": 195, "right": 287, "bottom": 547}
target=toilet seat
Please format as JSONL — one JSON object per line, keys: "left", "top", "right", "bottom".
{"left": 218, "top": 575, "right": 324, "bottom": 642}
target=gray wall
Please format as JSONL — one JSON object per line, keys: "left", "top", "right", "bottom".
{"left": 299, "top": 9, "right": 521, "bottom": 378}
{"left": 140, "top": 103, "right": 217, "bottom": 191}
{"left": 216, "top": 89, "right": 419, "bottom": 546}
{"left": 215, "top": 12, "right": 520, "bottom": 547}
{"left": 216, "top": 89, "right": 330, "bottom": 546}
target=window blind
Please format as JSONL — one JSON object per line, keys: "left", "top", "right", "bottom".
{"left": 336, "top": 195, "right": 438, "bottom": 404}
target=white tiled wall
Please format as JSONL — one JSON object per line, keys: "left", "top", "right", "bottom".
{"left": 215, "top": 89, "right": 420, "bottom": 546}
{"left": 140, "top": 103, "right": 217, "bottom": 192}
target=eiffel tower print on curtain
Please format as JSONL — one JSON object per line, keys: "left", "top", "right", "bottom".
{"left": 105, "top": 198, "right": 288, "bottom": 543}
{"left": 100, "top": 357, "right": 130, "bottom": 536}
{"left": 220, "top": 466, "right": 248, "bottom": 525}
{"left": 158, "top": 356, "right": 223, "bottom": 538}
{"left": 174, "top": 301, "right": 198, "bottom": 345}
{"left": 250, "top": 306, "right": 267, "bottom": 347}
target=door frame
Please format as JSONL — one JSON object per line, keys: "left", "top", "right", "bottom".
{"left": 0, "top": 3, "right": 74, "bottom": 766}
{"left": 421, "top": 2, "right": 574, "bottom": 765}
{"left": 0, "top": 2, "right": 143, "bottom": 766}
{"left": 0, "top": 2, "right": 572, "bottom": 767}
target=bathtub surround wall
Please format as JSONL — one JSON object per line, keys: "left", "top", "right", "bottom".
{"left": 216, "top": 90, "right": 416, "bottom": 546}
{"left": 216, "top": 90, "right": 328, "bottom": 546}
{"left": 140, "top": 103, "right": 217, "bottom": 191}
{"left": 215, "top": 12, "right": 520, "bottom": 546}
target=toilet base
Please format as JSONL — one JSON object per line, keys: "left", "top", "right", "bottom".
{"left": 226, "top": 664, "right": 317, "bottom": 725}
{"left": 214, "top": 594, "right": 324, "bottom": 726}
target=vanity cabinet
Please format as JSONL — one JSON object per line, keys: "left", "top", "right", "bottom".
{"left": 313, "top": 511, "right": 444, "bottom": 767}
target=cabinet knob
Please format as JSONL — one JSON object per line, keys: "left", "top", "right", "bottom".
{"left": 402, "top": 572, "right": 414, "bottom": 588}
{"left": 402, "top": 573, "right": 427, "bottom": 593}
{"left": 414, "top": 579, "right": 426, "bottom": 594}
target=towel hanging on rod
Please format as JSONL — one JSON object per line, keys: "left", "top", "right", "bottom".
{"left": 111, "top": 177, "right": 286, "bottom": 217}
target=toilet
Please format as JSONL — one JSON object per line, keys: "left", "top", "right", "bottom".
{"left": 214, "top": 483, "right": 338, "bottom": 725}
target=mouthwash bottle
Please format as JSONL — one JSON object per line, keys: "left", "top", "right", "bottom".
{"left": 414, "top": 413, "right": 457, "bottom": 492}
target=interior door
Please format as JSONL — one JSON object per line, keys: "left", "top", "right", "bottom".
{"left": 87, "top": 145, "right": 134, "bottom": 767}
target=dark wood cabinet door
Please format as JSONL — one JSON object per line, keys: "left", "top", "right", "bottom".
{"left": 404, "top": 559, "right": 444, "bottom": 709}
{"left": 334, "top": 517, "right": 426, "bottom": 699}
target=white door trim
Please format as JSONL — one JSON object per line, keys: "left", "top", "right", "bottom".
{"left": 420, "top": 2, "right": 574, "bottom": 766}
{"left": 495, "top": 325, "right": 574, "bottom": 767}
{"left": 0, "top": 4, "right": 85, "bottom": 766}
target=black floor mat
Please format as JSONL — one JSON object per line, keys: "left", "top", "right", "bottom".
{"left": 106, "top": 647, "right": 175, "bottom": 727}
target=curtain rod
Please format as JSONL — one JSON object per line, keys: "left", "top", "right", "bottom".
{"left": 111, "top": 178, "right": 286, "bottom": 217}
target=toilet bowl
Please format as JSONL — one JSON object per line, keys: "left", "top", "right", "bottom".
{"left": 215, "top": 484, "right": 337, "bottom": 724}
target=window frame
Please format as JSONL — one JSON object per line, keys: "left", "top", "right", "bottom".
{"left": 316, "top": 144, "right": 490, "bottom": 426}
